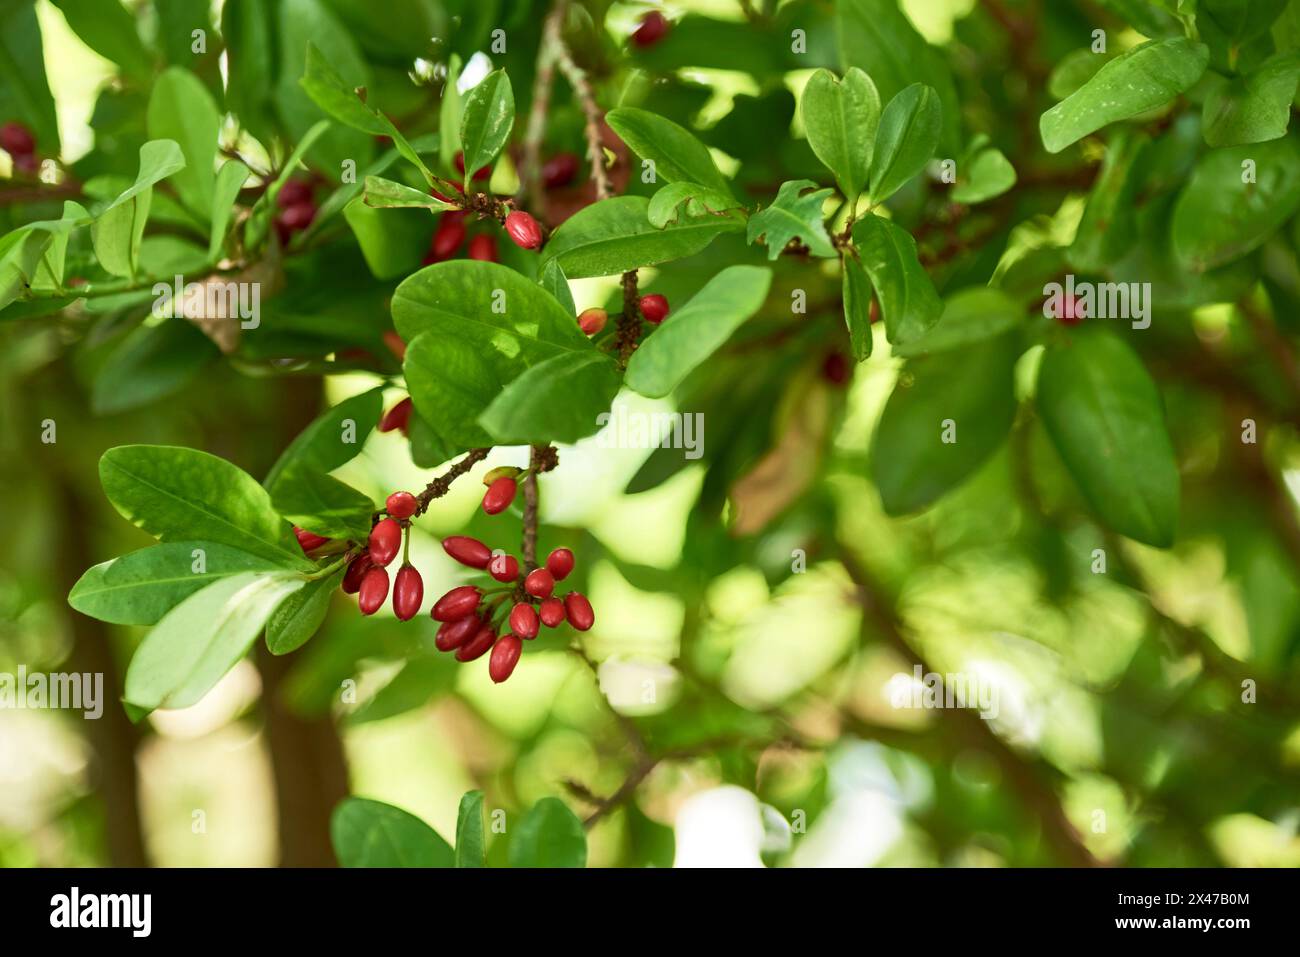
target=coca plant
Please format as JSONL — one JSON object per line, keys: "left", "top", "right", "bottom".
{"left": 4, "top": 0, "right": 1299, "bottom": 868}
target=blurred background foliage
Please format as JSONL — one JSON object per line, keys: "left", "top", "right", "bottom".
{"left": 2, "top": 0, "right": 1300, "bottom": 868}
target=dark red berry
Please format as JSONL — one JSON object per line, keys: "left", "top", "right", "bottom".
{"left": 342, "top": 553, "right": 372, "bottom": 594}
{"left": 822, "top": 350, "right": 850, "bottom": 386}
{"left": 542, "top": 152, "right": 580, "bottom": 189}
{"left": 489, "top": 553, "right": 520, "bottom": 582}
{"left": 539, "top": 596, "right": 566, "bottom": 628}
{"left": 524, "top": 568, "right": 554, "bottom": 599}
{"left": 468, "top": 233, "right": 498, "bottom": 262}
{"left": 429, "top": 211, "right": 466, "bottom": 262}
{"left": 546, "top": 548, "right": 575, "bottom": 581}
{"left": 386, "top": 490, "right": 417, "bottom": 519}
{"left": 277, "top": 178, "right": 313, "bottom": 208}
{"left": 509, "top": 602, "right": 540, "bottom": 640}
{"left": 578, "top": 308, "right": 607, "bottom": 335}
{"left": 456, "top": 624, "right": 497, "bottom": 662}
{"left": 482, "top": 476, "right": 517, "bottom": 515}
{"left": 294, "top": 526, "right": 330, "bottom": 553}
{"left": 276, "top": 200, "right": 316, "bottom": 235}
{"left": 489, "top": 634, "right": 523, "bottom": 683}
{"left": 436, "top": 614, "right": 482, "bottom": 652}
{"left": 368, "top": 518, "right": 402, "bottom": 567}
{"left": 455, "top": 151, "right": 492, "bottom": 181}
{"left": 392, "top": 564, "right": 424, "bottom": 621}
{"left": 358, "top": 566, "right": 390, "bottom": 615}
{"left": 0, "top": 122, "right": 35, "bottom": 157}
{"left": 504, "top": 210, "right": 543, "bottom": 250}
{"left": 12, "top": 153, "right": 38, "bottom": 175}
{"left": 564, "top": 591, "right": 594, "bottom": 631}
{"left": 378, "top": 397, "right": 413, "bottom": 434}
{"left": 432, "top": 585, "right": 482, "bottom": 621}
{"left": 631, "top": 11, "right": 670, "bottom": 47}
{"left": 442, "top": 535, "right": 492, "bottom": 569}
{"left": 639, "top": 293, "right": 669, "bottom": 324}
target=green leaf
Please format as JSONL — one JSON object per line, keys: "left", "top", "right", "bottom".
{"left": 99, "top": 445, "right": 309, "bottom": 569}
{"left": 801, "top": 67, "right": 881, "bottom": 200}
{"left": 746, "top": 179, "right": 836, "bottom": 259}
{"left": 270, "top": 467, "right": 374, "bottom": 542}
{"left": 50, "top": 0, "right": 151, "bottom": 84}
{"left": 221, "top": 0, "right": 275, "bottom": 142}
{"left": 606, "top": 107, "right": 735, "bottom": 199}
{"left": 479, "top": 352, "right": 623, "bottom": 444}
{"left": 0, "top": 0, "right": 60, "bottom": 154}
{"left": 1069, "top": 130, "right": 1150, "bottom": 273}
{"left": 455, "top": 790, "right": 486, "bottom": 868}
{"left": 124, "top": 571, "right": 305, "bottom": 712}
{"left": 91, "top": 140, "right": 187, "bottom": 279}
{"left": 626, "top": 265, "right": 773, "bottom": 398}
{"left": 871, "top": 332, "right": 1020, "bottom": 514}
{"left": 459, "top": 69, "right": 514, "bottom": 187}
{"left": 264, "top": 388, "right": 383, "bottom": 493}
{"left": 440, "top": 54, "right": 464, "bottom": 173}
{"left": 542, "top": 195, "right": 741, "bottom": 278}
{"left": 91, "top": 318, "right": 219, "bottom": 415}
{"left": 363, "top": 175, "right": 457, "bottom": 211}
{"left": 892, "top": 287, "right": 1021, "bottom": 359}
{"left": 331, "top": 798, "right": 454, "bottom": 868}
{"left": 209, "top": 160, "right": 251, "bottom": 261}
{"left": 69, "top": 541, "right": 286, "bottom": 626}
{"left": 266, "top": 569, "right": 342, "bottom": 655}
{"left": 851, "top": 216, "right": 941, "bottom": 344}
{"left": 507, "top": 797, "right": 587, "bottom": 868}
{"left": 342, "top": 195, "right": 431, "bottom": 279}
{"left": 1171, "top": 136, "right": 1300, "bottom": 270}
{"left": 1202, "top": 52, "right": 1300, "bottom": 147}
{"left": 1036, "top": 331, "right": 1180, "bottom": 547}
{"left": 868, "top": 84, "right": 941, "bottom": 205}
{"left": 146, "top": 68, "right": 221, "bottom": 220}
{"left": 646, "top": 182, "right": 744, "bottom": 228}
{"left": 1048, "top": 49, "right": 1110, "bottom": 101}
{"left": 538, "top": 259, "right": 576, "bottom": 315}
{"left": 951, "top": 148, "right": 1016, "bottom": 205}
{"left": 1040, "top": 38, "right": 1209, "bottom": 154}
{"left": 842, "top": 254, "right": 874, "bottom": 361}
{"left": 345, "top": 656, "right": 457, "bottom": 725}
{"left": 403, "top": 332, "right": 499, "bottom": 448}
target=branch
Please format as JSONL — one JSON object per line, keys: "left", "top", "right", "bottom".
{"left": 520, "top": 0, "right": 567, "bottom": 209}
{"left": 553, "top": 34, "right": 612, "bottom": 201}
{"left": 614, "top": 269, "right": 641, "bottom": 367}
{"left": 414, "top": 447, "right": 490, "bottom": 517}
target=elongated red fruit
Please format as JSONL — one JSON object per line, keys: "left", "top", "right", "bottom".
{"left": 489, "top": 635, "right": 522, "bottom": 683}
{"left": 524, "top": 568, "right": 554, "bottom": 599}
{"left": 564, "top": 591, "right": 594, "bottom": 631}
{"left": 542, "top": 152, "right": 580, "bottom": 189}
{"left": 631, "top": 10, "right": 670, "bottom": 47}
{"left": 368, "top": 518, "right": 402, "bottom": 567}
{"left": 277, "top": 178, "right": 313, "bottom": 208}
{"left": 639, "top": 293, "right": 669, "bottom": 324}
{"left": 509, "top": 602, "right": 540, "bottom": 640}
{"left": 504, "top": 210, "right": 543, "bottom": 249}
{"left": 378, "top": 397, "right": 413, "bottom": 433}
{"left": 539, "top": 596, "right": 566, "bottom": 627}
{"left": 482, "top": 476, "right": 517, "bottom": 515}
{"left": 578, "top": 308, "right": 607, "bottom": 335}
{"left": 443, "top": 535, "right": 492, "bottom": 568}
{"left": 342, "top": 553, "right": 372, "bottom": 594}
{"left": 386, "top": 490, "right": 417, "bottom": 519}
{"left": 432, "top": 585, "right": 482, "bottom": 621}
{"left": 0, "top": 122, "right": 36, "bottom": 157}
{"left": 393, "top": 564, "right": 424, "bottom": 621}
{"left": 294, "top": 526, "right": 330, "bottom": 553}
{"left": 468, "top": 233, "right": 498, "bottom": 262}
{"left": 358, "top": 566, "right": 389, "bottom": 615}
{"left": 489, "top": 553, "right": 520, "bottom": 582}
{"left": 545, "top": 548, "right": 575, "bottom": 581}
{"left": 456, "top": 624, "right": 497, "bottom": 662}
{"left": 436, "top": 614, "right": 481, "bottom": 652}
{"left": 428, "top": 210, "right": 466, "bottom": 262}
{"left": 482, "top": 465, "right": 522, "bottom": 487}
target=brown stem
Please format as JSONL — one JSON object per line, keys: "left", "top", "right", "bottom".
{"left": 522, "top": 446, "right": 542, "bottom": 570}
{"left": 554, "top": 35, "right": 611, "bottom": 201}
{"left": 414, "top": 447, "right": 491, "bottom": 516}
{"left": 521, "top": 0, "right": 567, "bottom": 209}
{"left": 615, "top": 269, "right": 641, "bottom": 367}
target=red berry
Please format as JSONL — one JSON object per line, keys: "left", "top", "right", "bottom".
{"left": 12, "top": 153, "right": 38, "bottom": 176}
{"left": 869, "top": 299, "right": 880, "bottom": 324}
{"left": 578, "top": 308, "right": 607, "bottom": 336}
{"left": 564, "top": 591, "right": 594, "bottom": 631}
{"left": 509, "top": 602, "right": 540, "bottom": 640}
{"left": 631, "top": 11, "right": 670, "bottom": 47}
{"left": 822, "top": 350, "right": 850, "bottom": 386}
{"left": 482, "top": 465, "right": 522, "bottom": 487}
{"left": 386, "top": 490, "right": 417, "bottom": 519}
{"left": 539, "top": 597, "right": 566, "bottom": 628}
{"left": 368, "top": 518, "right": 402, "bottom": 567}
{"left": 383, "top": 330, "right": 406, "bottom": 361}
{"left": 488, "top": 553, "right": 520, "bottom": 582}
{"left": 456, "top": 624, "right": 498, "bottom": 662}
{"left": 278, "top": 200, "right": 316, "bottom": 231}
{"left": 277, "top": 178, "right": 313, "bottom": 208}
{"left": 378, "top": 397, "right": 413, "bottom": 434}
{"left": 431, "top": 186, "right": 461, "bottom": 204}
{"left": 482, "top": 476, "right": 517, "bottom": 515}
{"left": 437, "top": 614, "right": 482, "bottom": 652}
{"left": 392, "top": 564, "right": 424, "bottom": 621}
{"left": 0, "top": 122, "right": 35, "bottom": 157}
{"left": 454, "top": 151, "right": 492, "bottom": 181}
{"left": 489, "top": 634, "right": 523, "bottom": 683}
{"left": 342, "top": 553, "right": 372, "bottom": 594}
{"left": 432, "top": 585, "right": 482, "bottom": 621}
{"left": 294, "top": 526, "right": 331, "bottom": 553}
{"left": 442, "top": 535, "right": 492, "bottom": 569}
{"left": 504, "top": 210, "right": 543, "bottom": 250}
{"left": 429, "top": 211, "right": 466, "bottom": 261}
{"left": 542, "top": 152, "right": 580, "bottom": 189}
{"left": 639, "top": 293, "right": 669, "bottom": 324}
{"left": 468, "top": 233, "right": 498, "bottom": 262}
{"left": 358, "top": 566, "right": 390, "bottom": 615}
{"left": 524, "top": 567, "right": 554, "bottom": 599}
{"left": 546, "top": 548, "right": 575, "bottom": 581}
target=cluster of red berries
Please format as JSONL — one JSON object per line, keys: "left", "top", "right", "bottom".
{"left": 274, "top": 178, "right": 318, "bottom": 246}
{"left": 575, "top": 293, "right": 670, "bottom": 336}
{"left": 422, "top": 152, "right": 543, "bottom": 265}
{"left": 1, "top": 121, "right": 39, "bottom": 176}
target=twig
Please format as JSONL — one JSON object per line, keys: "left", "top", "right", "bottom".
{"left": 554, "top": 35, "right": 611, "bottom": 201}
{"left": 414, "top": 447, "right": 490, "bottom": 516}
{"left": 614, "top": 270, "right": 641, "bottom": 367}
{"left": 522, "top": 447, "right": 541, "bottom": 570}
